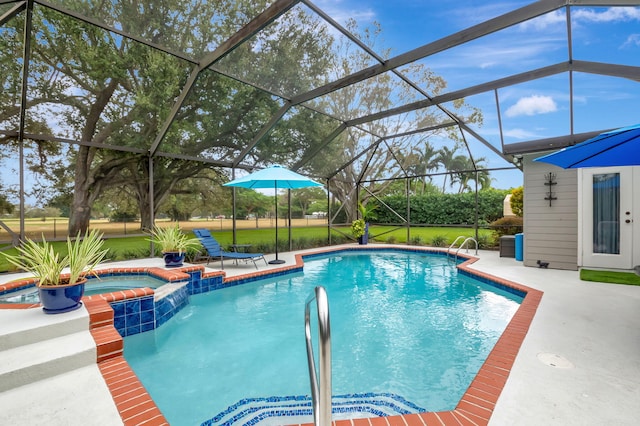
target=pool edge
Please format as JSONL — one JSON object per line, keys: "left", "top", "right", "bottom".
{"left": 3, "top": 247, "right": 543, "bottom": 426}
{"left": 86, "top": 248, "right": 544, "bottom": 426}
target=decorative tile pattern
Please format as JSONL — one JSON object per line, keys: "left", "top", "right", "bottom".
{"left": 205, "top": 393, "right": 427, "bottom": 426}
{"left": 155, "top": 282, "right": 190, "bottom": 328}
{"left": 110, "top": 294, "right": 155, "bottom": 337}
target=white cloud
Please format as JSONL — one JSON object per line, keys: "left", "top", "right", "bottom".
{"left": 517, "top": 7, "right": 640, "bottom": 31}
{"left": 622, "top": 33, "right": 640, "bottom": 48}
{"left": 505, "top": 95, "right": 557, "bottom": 117}
{"left": 519, "top": 10, "right": 566, "bottom": 31}
{"left": 312, "top": 0, "right": 376, "bottom": 26}
{"left": 573, "top": 7, "right": 640, "bottom": 23}
{"left": 503, "top": 128, "right": 540, "bottom": 139}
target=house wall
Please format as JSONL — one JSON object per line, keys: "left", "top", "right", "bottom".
{"left": 522, "top": 153, "right": 578, "bottom": 270}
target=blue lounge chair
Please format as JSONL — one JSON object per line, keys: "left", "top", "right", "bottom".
{"left": 193, "top": 229, "right": 267, "bottom": 270}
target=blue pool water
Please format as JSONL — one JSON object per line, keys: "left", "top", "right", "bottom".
{"left": 0, "top": 275, "right": 166, "bottom": 303}
{"left": 124, "top": 251, "right": 521, "bottom": 425}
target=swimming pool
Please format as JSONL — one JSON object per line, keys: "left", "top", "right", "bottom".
{"left": 124, "top": 251, "right": 522, "bottom": 425}
{"left": 0, "top": 275, "right": 167, "bottom": 304}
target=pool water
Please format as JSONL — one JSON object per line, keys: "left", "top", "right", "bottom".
{"left": 124, "top": 251, "right": 521, "bottom": 425}
{"left": 0, "top": 275, "right": 166, "bottom": 303}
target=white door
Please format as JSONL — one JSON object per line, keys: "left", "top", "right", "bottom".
{"left": 580, "top": 167, "right": 634, "bottom": 269}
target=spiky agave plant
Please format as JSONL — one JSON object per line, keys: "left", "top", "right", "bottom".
{"left": 65, "top": 229, "right": 109, "bottom": 285}
{"left": 2, "top": 229, "right": 109, "bottom": 286}
{"left": 148, "top": 224, "right": 200, "bottom": 254}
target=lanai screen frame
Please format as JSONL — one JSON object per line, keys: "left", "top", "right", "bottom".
{"left": 1, "top": 0, "right": 638, "bottom": 244}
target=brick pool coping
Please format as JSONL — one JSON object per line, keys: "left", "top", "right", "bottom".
{"left": 2, "top": 247, "right": 542, "bottom": 426}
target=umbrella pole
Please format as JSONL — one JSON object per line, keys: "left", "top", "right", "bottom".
{"left": 270, "top": 182, "right": 285, "bottom": 264}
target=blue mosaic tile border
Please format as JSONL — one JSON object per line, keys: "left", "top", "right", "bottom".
{"left": 188, "top": 270, "right": 227, "bottom": 294}
{"left": 0, "top": 282, "right": 36, "bottom": 297}
{"left": 155, "top": 283, "right": 190, "bottom": 328}
{"left": 301, "top": 246, "right": 449, "bottom": 262}
{"left": 87, "top": 270, "right": 151, "bottom": 279}
{"left": 112, "top": 294, "right": 155, "bottom": 337}
{"left": 458, "top": 267, "right": 526, "bottom": 298}
{"left": 202, "top": 392, "right": 427, "bottom": 426}
{"left": 303, "top": 247, "right": 523, "bottom": 298}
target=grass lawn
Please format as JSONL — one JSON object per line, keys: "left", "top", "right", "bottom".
{"left": 580, "top": 269, "right": 640, "bottom": 286}
{"left": 0, "top": 225, "right": 491, "bottom": 273}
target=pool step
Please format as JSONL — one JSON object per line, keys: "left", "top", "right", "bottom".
{"left": 0, "top": 304, "right": 89, "bottom": 350}
{"left": 0, "top": 306, "right": 95, "bottom": 392}
{"left": 203, "top": 393, "right": 426, "bottom": 426}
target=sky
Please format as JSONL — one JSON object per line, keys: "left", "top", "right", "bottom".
{"left": 4, "top": 1, "right": 640, "bottom": 200}
{"left": 312, "top": 0, "right": 640, "bottom": 189}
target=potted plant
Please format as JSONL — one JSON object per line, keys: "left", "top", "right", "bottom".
{"left": 351, "top": 202, "right": 377, "bottom": 245}
{"left": 351, "top": 218, "right": 367, "bottom": 244}
{"left": 148, "top": 224, "right": 200, "bottom": 267}
{"left": 1, "top": 229, "right": 109, "bottom": 314}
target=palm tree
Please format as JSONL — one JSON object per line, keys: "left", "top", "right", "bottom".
{"left": 435, "top": 146, "right": 458, "bottom": 193}
{"left": 471, "top": 160, "right": 493, "bottom": 191}
{"left": 403, "top": 141, "right": 439, "bottom": 195}
{"left": 450, "top": 156, "right": 493, "bottom": 193}
{"left": 450, "top": 155, "right": 472, "bottom": 193}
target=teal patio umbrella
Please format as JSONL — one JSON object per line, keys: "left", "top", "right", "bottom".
{"left": 223, "top": 165, "right": 323, "bottom": 264}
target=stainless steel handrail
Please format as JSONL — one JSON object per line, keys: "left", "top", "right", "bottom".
{"left": 305, "top": 286, "right": 332, "bottom": 426}
{"left": 447, "top": 235, "right": 467, "bottom": 253}
{"left": 457, "top": 237, "right": 478, "bottom": 256}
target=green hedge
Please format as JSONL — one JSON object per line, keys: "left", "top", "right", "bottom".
{"left": 375, "top": 189, "right": 509, "bottom": 225}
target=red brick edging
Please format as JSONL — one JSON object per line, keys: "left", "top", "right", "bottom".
{"left": 6, "top": 248, "right": 542, "bottom": 426}
{"left": 288, "top": 249, "right": 543, "bottom": 426}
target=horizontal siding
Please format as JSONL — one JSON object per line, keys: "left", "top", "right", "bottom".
{"left": 525, "top": 233, "right": 577, "bottom": 243}
{"left": 527, "top": 246, "right": 578, "bottom": 257}
{"left": 529, "top": 239, "right": 577, "bottom": 250}
{"left": 525, "top": 205, "right": 578, "bottom": 215}
{"left": 522, "top": 153, "right": 578, "bottom": 270}
{"left": 525, "top": 220, "right": 577, "bottom": 228}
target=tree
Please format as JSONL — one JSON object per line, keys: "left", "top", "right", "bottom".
{"left": 436, "top": 146, "right": 459, "bottom": 193}
{"left": 234, "top": 189, "right": 272, "bottom": 221}
{"left": 510, "top": 186, "right": 524, "bottom": 217}
{"left": 399, "top": 142, "right": 440, "bottom": 195}
{"left": 0, "top": 190, "right": 14, "bottom": 215}
{"left": 449, "top": 156, "right": 492, "bottom": 193}
{"left": 290, "top": 187, "right": 326, "bottom": 218}
{"left": 2, "top": 1, "right": 335, "bottom": 235}
{"left": 303, "top": 20, "right": 482, "bottom": 221}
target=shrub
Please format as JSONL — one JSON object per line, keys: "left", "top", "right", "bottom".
{"left": 476, "top": 234, "right": 496, "bottom": 249}
{"left": 110, "top": 211, "right": 138, "bottom": 222}
{"left": 116, "top": 248, "right": 152, "bottom": 260}
{"left": 386, "top": 235, "right": 397, "bottom": 244}
{"left": 351, "top": 219, "right": 366, "bottom": 238}
{"left": 510, "top": 186, "right": 523, "bottom": 217}
{"left": 489, "top": 216, "right": 523, "bottom": 237}
{"left": 376, "top": 189, "right": 509, "bottom": 225}
{"left": 409, "top": 235, "right": 424, "bottom": 246}
{"left": 430, "top": 234, "right": 448, "bottom": 247}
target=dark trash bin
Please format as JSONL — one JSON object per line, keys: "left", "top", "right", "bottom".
{"left": 500, "top": 235, "right": 515, "bottom": 258}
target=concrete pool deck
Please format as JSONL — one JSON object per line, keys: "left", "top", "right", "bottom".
{"left": 1, "top": 246, "right": 639, "bottom": 425}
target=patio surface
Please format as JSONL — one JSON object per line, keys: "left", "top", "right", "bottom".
{"left": 1, "top": 246, "right": 639, "bottom": 425}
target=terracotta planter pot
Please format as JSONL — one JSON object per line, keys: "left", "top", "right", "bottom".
{"left": 38, "top": 279, "right": 86, "bottom": 314}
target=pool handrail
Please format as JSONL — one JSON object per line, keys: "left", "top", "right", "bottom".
{"left": 304, "top": 286, "right": 332, "bottom": 426}
{"left": 448, "top": 236, "right": 478, "bottom": 261}
{"left": 457, "top": 237, "right": 478, "bottom": 256}
{"left": 447, "top": 235, "right": 467, "bottom": 253}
